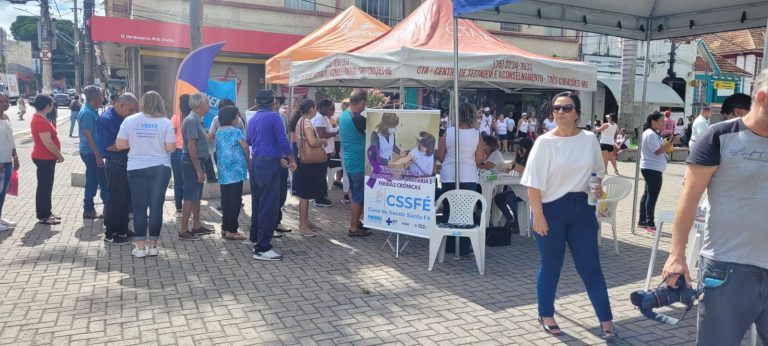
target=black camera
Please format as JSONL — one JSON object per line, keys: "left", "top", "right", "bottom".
{"left": 630, "top": 276, "right": 702, "bottom": 324}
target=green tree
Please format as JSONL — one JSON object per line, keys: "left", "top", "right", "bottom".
{"left": 10, "top": 16, "right": 77, "bottom": 88}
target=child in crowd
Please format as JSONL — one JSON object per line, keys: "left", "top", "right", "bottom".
{"left": 492, "top": 137, "right": 533, "bottom": 230}
{"left": 388, "top": 132, "right": 436, "bottom": 177}
{"left": 214, "top": 106, "right": 250, "bottom": 240}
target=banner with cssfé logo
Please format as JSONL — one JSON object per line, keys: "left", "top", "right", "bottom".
{"left": 362, "top": 109, "right": 440, "bottom": 238}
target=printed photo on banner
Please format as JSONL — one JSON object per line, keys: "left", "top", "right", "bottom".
{"left": 363, "top": 109, "right": 440, "bottom": 238}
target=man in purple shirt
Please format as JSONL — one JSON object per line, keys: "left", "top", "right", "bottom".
{"left": 247, "top": 89, "right": 296, "bottom": 261}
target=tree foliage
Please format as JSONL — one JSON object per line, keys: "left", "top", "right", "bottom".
{"left": 10, "top": 16, "right": 77, "bottom": 87}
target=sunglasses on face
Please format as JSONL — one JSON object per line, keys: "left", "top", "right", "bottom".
{"left": 552, "top": 104, "right": 575, "bottom": 113}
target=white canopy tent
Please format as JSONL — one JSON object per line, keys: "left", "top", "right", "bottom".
{"left": 452, "top": 0, "right": 768, "bottom": 235}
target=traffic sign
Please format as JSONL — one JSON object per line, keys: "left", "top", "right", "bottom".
{"left": 40, "top": 50, "right": 52, "bottom": 61}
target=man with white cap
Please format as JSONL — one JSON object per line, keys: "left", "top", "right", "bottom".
{"left": 478, "top": 107, "right": 493, "bottom": 137}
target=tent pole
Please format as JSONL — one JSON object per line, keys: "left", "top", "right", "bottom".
{"left": 630, "top": 22, "right": 653, "bottom": 235}
{"left": 452, "top": 16, "right": 460, "bottom": 189}
{"left": 289, "top": 86, "right": 295, "bottom": 119}
{"left": 399, "top": 79, "right": 405, "bottom": 110}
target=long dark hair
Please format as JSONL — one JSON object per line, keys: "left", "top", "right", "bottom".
{"left": 644, "top": 111, "right": 663, "bottom": 131}
{"left": 179, "top": 94, "right": 192, "bottom": 119}
{"left": 288, "top": 98, "right": 316, "bottom": 131}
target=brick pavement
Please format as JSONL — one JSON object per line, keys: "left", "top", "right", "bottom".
{"left": 0, "top": 121, "right": 760, "bottom": 345}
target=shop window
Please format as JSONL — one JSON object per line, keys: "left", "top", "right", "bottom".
{"left": 756, "top": 57, "right": 763, "bottom": 75}
{"left": 285, "top": 0, "right": 315, "bottom": 11}
{"left": 500, "top": 23, "right": 521, "bottom": 32}
{"left": 357, "top": 0, "right": 403, "bottom": 26}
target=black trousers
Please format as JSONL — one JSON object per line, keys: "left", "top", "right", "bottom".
{"left": 220, "top": 181, "right": 243, "bottom": 232}
{"left": 33, "top": 158, "right": 57, "bottom": 220}
{"left": 639, "top": 169, "right": 663, "bottom": 227}
{"left": 104, "top": 159, "right": 131, "bottom": 237}
{"left": 278, "top": 167, "right": 288, "bottom": 223}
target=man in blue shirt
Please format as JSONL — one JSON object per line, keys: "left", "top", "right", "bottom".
{"left": 338, "top": 89, "right": 371, "bottom": 236}
{"left": 247, "top": 89, "right": 296, "bottom": 261}
{"left": 97, "top": 93, "right": 138, "bottom": 244}
{"left": 79, "top": 85, "right": 108, "bottom": 219}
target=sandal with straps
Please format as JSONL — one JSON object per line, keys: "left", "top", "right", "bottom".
{"left": 39, "top": 216, "right": 61, "bottom": 225}
{"left": 538, "top": 316, "right": 562, "bottom": 336}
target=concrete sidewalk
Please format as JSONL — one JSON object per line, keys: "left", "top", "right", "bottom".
{"left": 0, "top": 121, "right": 757, "bottom": 345}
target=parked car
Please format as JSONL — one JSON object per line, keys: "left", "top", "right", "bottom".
{"left": 53, "top": 93, "right": 71, "bottom": 107}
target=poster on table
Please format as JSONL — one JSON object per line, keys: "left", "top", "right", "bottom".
{"left": 363, "top": 109, "right": 441, "bottom": 238}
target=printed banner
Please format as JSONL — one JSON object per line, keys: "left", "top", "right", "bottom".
{"left": 173, "top": 42, "right": 225, "bottom": 118}
{"left": 363, "top": 109, "right": 441, "bottom": 238}
{"left": 203, "top": 78, "right": 236, "bottom": 128}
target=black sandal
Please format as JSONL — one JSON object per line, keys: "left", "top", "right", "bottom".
{"left": 39, "top": 216, "right": 61, "bottom": 225}
{"left": 348, "top": 229, "right": 372, "bottom": 237}
{"left": 600, "top": 324, "right": 617, "bottom": 340}
{"left": 538, "top": 316, "right": 562, "bottom": 336}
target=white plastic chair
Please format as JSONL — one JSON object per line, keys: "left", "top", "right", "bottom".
{"left": 428, "top": 190, "right": 487, "bottom": 275}
{"left": 326, "top": 166, "right": 343, "bottom": 191}
{"left": 596, "top": 177, "right": 632, "bottom": 254}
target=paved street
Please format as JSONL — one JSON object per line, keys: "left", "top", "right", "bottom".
{"left": 0, "top": 121, "right": 757, "bottom": 345}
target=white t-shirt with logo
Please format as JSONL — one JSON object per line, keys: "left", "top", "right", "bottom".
{"left": 117, "top": 112, "right": 176, "bottom": 171}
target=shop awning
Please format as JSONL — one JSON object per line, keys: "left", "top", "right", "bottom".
{"left": 599, "top": 78, "right": 684, "bottom": 107}
{"left": 90, "top": 16, "right": 303, "bottom": 56}
{"left": 266, "top": 6, "right": 389, "bottom": 85}
{"left": 290, "top": 0, "right": 596, "bottom": 90}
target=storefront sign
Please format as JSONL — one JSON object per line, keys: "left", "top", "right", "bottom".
{"left": 713, "top": 80, "right": 735, "bottom": 90}
{"left": 583, "top": 54, "right": 646, "bottom": 75}
{"left": 363, "top": 109, "right": 440, "bottom": 238}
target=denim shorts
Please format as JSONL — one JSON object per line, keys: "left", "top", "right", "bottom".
{"left": 181, "top": 156, "right": 204, "bottom": 201}
{"left": 348, "top": 172, "right": 364, "bottom": 204}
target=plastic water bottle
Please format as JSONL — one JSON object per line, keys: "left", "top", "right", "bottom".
{"left": 587, "top": 172, "right": 599, "bottom": 206}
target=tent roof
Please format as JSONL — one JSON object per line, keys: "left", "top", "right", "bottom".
{"left": 354, "top": 0, "right": 564, "bottom": 61}
{"left": 290, "top": 0, "right": 595, "bottom": 90}
{"left": 453, "top": 0, "right": 768, "bottom": 41}
{"left": 265, "top": 6, "right": 389, "bottom": 85}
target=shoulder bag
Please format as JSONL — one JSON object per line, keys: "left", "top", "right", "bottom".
{"left": 298, "top": 118, "right": 327, "bottom": 164}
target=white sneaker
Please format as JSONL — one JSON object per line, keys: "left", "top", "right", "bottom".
{"left": 253, "top": 249, "right": 283, "bottom": 261}
{"left": 0, "top": 218, "right": 16, "bottom": 227}
{"left": 0, "top": 223, "right": 8, "bottom": 232}
{"left": 146, "top": 246, "right": 159, "bottom": 257}
{"left": 131, "top": 247, "right": 146, "bottom": 258}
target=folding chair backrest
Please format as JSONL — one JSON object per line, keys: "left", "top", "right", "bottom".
{"left": 436, "top": 189, "right": 484, "bottom": 225}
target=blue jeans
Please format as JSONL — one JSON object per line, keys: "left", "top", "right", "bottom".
{"left": 696, "top": 258, "right": 768, "bottom": 345}
{"left": 250, "top": 158, "right": 281, "bottom": 252}
{"left": 80, "top": 153, "right": 108, "bottom": 213}
{"left": 493, "top": 189, "right": 521, "bottom": 223}
{"left": 534, "top": 192, "right": 613, "bottom": 322}
{"left": 69, "top": 111, "right": 78, "bottom": 136}
{"left": 0, "top": 162, "right": 10, "bottom": 218}
{"left": 170, "top": 149, "right": 184, "bottom": 210}
{"left": 128, "top": 165, "right": 171, "bottom": 240}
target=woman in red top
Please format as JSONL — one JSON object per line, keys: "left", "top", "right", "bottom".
{"left": 30, "top": 95, "right": 65, "bottom": 225}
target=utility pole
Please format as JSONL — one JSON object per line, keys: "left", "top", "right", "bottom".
{"left": 762, "top": 17, "right": 768, "bottom": 70}
{"left": 618, "top": 38, "right": 638, "bottom": 134}
{"left": 83, "top": 0, "right": 94, "bottom": 85}
{"left": 40, "top": 0, "right": 54, "bottom": 93}
{"left": 73, "top": 0, "right": 81, "bottom": 92}
{"left": 190, "top": 0, "right": 203, "bottom": 50}
{"left": 667, "top": 42, "right": 677, "bottom": 80}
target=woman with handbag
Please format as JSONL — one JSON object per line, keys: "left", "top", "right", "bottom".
{"left": 290, "top": 98, "right": 327, "bottom": 237}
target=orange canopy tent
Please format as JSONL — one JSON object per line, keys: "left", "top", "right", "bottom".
{"left": 289, "top": 0, "right": 595, "bottom": 91}
{"left": 265, "top": 6, "right": 390, "bottom": 85}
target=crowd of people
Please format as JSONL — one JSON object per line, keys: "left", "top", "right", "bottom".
{"left": 0, "top": 66, "right": 766, "bottom": 343}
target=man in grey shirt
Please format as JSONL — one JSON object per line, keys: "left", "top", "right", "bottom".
{"left": 180, "top": 92, "right": 214, "bottom": 240}
{"left": 662, "top": 69, "right": 768, "bottom": 345}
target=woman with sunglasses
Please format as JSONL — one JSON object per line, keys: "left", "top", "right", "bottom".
{"left": 521, "top": 91, "right": 616, "bottom": 339}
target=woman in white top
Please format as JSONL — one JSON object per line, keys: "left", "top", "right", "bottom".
{"left": 521, "top": 91, "right": 615, "bottom": 339}
{"left": 370, "top": 112, "right": 400, "bottom": 165}
{"left": 637, "top": 112, "right": 680, "bottom": 233}
{"left": 437, "top": 103, "right": 484, "bottom": 220}
{"left": 495, "top": 114, "right": 509, "bottom": 153}
{"left": 543, "top": 113, "right": 557, "bottom": 132}
{"left": 0, "top": 93, "right": 20, "bottom": 230}
{"left": 116, "top": 91, "right": 176, "bottom": 258}
{"left": 595, "top": 113, "right": 619, "bottom": 175}
{"left": 517, "top": 113, "right": 537, "bottom": 139}
{"left": 477, "top": 135, "right": 506, "bottom": 171}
